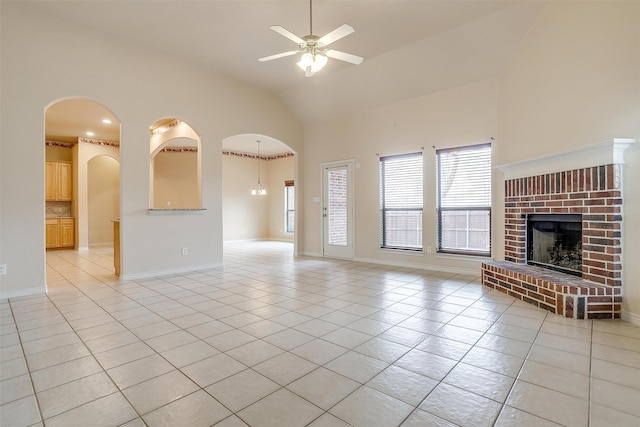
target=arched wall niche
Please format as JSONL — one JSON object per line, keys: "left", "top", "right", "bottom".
{"left": 149, "top": 118, "right": 202, "bottom": 209}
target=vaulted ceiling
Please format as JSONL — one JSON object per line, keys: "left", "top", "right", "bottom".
{"left": 33, "top": 0, "right": 547, "bottom": 150}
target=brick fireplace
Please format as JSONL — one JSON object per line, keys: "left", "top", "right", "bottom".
{"left": 482, "top": 139, "right": 634, "bottom": 319}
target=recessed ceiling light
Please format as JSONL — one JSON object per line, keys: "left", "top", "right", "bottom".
{"left": 102, "top": 119, "right": 112, "bottom": 124}
{"left": 86, "top": 131, "right": 95, "bottom": 136}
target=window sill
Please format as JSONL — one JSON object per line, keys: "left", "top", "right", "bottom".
{"left": 379, "top": 248, "right": 424, "bottom": 257}
{"left": 148, "top": 208, "right": 206, "bottom": 215}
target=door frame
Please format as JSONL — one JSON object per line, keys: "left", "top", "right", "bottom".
{"left": 321, "top": 160, "right": 355, "bottom": 259}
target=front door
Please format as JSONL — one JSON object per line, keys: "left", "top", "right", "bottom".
{"left": 322, "top": 161, "right": 354, "bottom": 259}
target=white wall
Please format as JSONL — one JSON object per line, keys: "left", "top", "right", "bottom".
{"left": 88, "top": 156, "right": 120, "bottom": 245}
{"left": 497, "top": 1, "right": 640, "bottom": 320}
{"left": 302, "top": 80, "right": 498, "bottom": 272}
{"left": 45, "top": 146, "right": 72, "bottom": 162}
{"left": 222, "top": 155, "right": 269, "bottom": 241}
{"left": 0, "top": 2, "right": 302, "bottom": 296}
{"left": 153, "top": 152, "right": 199, "bottom": 209}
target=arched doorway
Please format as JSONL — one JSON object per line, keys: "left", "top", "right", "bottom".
{"left": 45, "top": 98, "right": 121, "bottom": 274}
{"left": 221, "top": 134, "right": 297, "bottom": 251}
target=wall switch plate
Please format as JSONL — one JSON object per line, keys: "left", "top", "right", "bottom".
{"left": 181, "top": 248, "right": 188, "bottom": 256}
{"left": 0, "top": 264, "right": 6, "bottom": 275}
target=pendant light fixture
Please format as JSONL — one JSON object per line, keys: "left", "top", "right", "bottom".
{"left": 251, "top": 140, "right": 267, "bottom": 196}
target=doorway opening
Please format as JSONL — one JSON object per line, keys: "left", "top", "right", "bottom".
{"left": 221, "top": 134, "right": 297, "bottom": 259}
{"left": 45, "top": 98, "right": 121, "bottom": 276}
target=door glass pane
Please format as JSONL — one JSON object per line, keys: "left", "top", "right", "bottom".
{"left": 328, "top": 169, "right": 347, "bottom": 246}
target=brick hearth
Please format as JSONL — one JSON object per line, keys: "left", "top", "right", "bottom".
{"left": 483, "top": 261, "right": 621, "bottom": 319}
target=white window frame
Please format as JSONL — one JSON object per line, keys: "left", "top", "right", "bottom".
{"left": 284, "top": 180, "right": 294, "bottom": 233}
{"left": 379, "top": 152, "right": 424, "bottom": 251}
{"left": 436, "top": 143, "right": 492, "bottom": 257}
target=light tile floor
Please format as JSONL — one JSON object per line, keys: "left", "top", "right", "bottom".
{"left": 2, "top": 241, "right": 640, "bottom": 426}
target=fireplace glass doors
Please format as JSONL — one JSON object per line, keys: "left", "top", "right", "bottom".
{"left": 526, "top": 214, "right": 582, "bottom": 277}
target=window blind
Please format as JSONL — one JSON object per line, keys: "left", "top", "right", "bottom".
{"left": 437, "top": 143, "right": 491, "bottom": 256}
{"left": 379, "top": 152, "right": 423, "bottom": 250}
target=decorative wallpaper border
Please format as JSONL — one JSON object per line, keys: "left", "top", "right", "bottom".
{"left": 46, "top": 139, "right": 293, "bottom": 159}
{"left": 77, "top": 137, "right": 120, "bottom": 147}
{"left": 46, "top": 138, "right": 120, "bottom": 148}
{"left": 222, "top": 150, "right": 294, "bottom": 161}
{"left": 45, "top": 140, "right": 75, "bottom": 148}
{"left": 160, "top": 147, "right": 198, "bottom": 153}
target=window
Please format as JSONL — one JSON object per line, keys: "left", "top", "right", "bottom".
{"left": 436, "top": 143, "right": 491, "bottom": 256}
{"left": 379, "top": 152, "right": 423, "bottom": 250}
{"left": 285, "top": 180, "right": 294, "bottom": 233}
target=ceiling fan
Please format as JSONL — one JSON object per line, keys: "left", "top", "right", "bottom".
{"left": 258, "top": 0, "right": 363, "bottom": 77}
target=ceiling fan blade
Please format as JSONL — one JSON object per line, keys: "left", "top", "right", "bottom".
{"left": 258, "top": 51, "right": 298, "bottom": 62}
{"left": 326, "top": 49, "right": 364, "bottom": 65}
{"left": 318, "top": 24, "right": 355, "bottom": 46}
{"left": 270, "top": 26, "right": 304, "bottom": 45}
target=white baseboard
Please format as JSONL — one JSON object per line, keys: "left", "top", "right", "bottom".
{"left": 354, "top": 256, "right": 479, "bottom": 276}
{"left": 297, "top": 252, "right": 479, "bottom": 276}
{"left": 300, "top": 251, "right": 323, "bottom": 258}
{"left": 121, "top": 263, "right": 223, "bottom": 281}
{"left": 224, "top": 238, "right": 294, "bottom": 243}
{"left": 622, "top": 310, "right": 640, "bottom": 326}
{"left": 0, "top": 285, "right": 47, "bottom": 301}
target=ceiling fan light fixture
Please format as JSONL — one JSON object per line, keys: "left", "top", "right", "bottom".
{"left": 296, "top": 51, "right": 327, "bottom": 75}
{"left": 312, "top": 52, "right": 328, "bottom": 72}
{"left": 259, "top": 0, "right": 362, "bottom": 76}
{"left": 296, "top": 52, "right": 314, "bottom": 70}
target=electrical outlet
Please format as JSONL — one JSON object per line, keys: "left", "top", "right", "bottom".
{"left": 181, "top": 248, "right": 188, "bottom": 256}
{"left": 0, "top": 264, "right": 6, "bottom": 275}
{"left": 426, "top": 246, "right": 432, "bottom": 253}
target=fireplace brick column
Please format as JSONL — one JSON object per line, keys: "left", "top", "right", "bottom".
{"left": 482, "top": 163, "right": 624, "bottom": 319}
{"left": 504, "top": 164, "right": 622, "bottom": 286}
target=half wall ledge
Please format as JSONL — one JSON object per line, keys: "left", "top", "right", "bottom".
{"left": 482, "top": 261, "right": 621, "bottom": 319}
{"left": 148, "top": 208, "right": 207, "bottom": 215}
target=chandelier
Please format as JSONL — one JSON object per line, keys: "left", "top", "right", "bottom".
{"left": 251, "top": 140, "right": 267, "bottom": 196}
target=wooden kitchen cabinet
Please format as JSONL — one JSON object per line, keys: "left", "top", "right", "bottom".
{"left": 59, "top": 218, "right": 75, "bottom": 247}
{"left": 45, "top": 161, "right": 72, "bottom": 201}
{"left": 46, "top": 218, "right": 75, "bottom": 249}
{"left": 45, "top": 219, "right": 60, "bottom": 248}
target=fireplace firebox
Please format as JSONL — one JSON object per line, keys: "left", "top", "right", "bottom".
{"left": 527, "top": 214, "right": 582, "bottom": 277}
